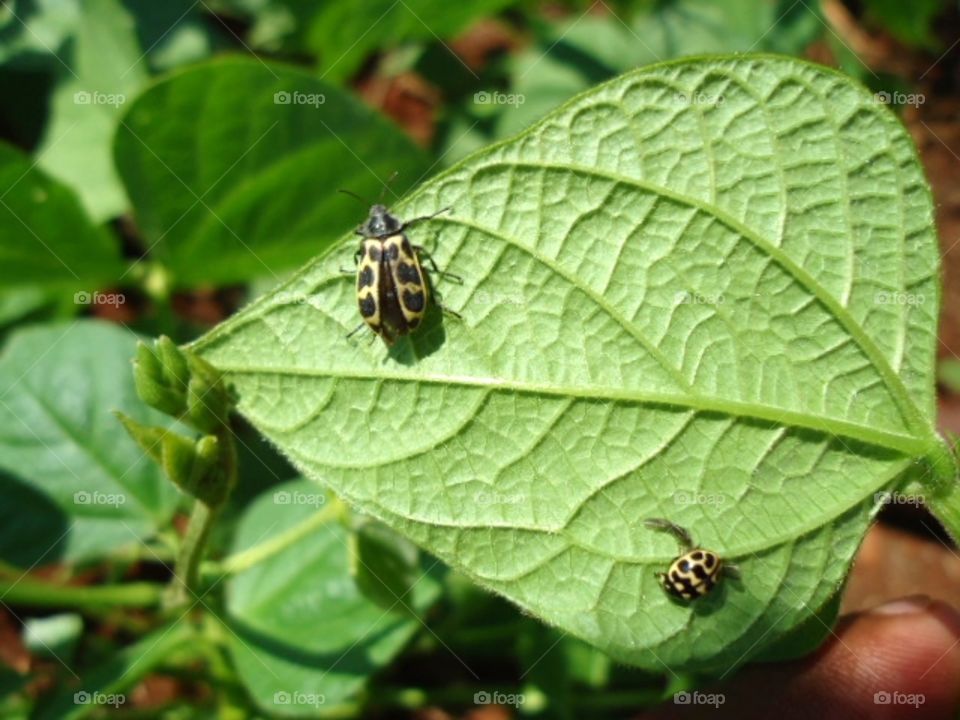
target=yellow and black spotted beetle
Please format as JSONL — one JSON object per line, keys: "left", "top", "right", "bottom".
{"left": 644, "top": 518, "right": 739, "bottom": 601}
{"left": 344, "top": 199, "right": 460, "bottom": 346}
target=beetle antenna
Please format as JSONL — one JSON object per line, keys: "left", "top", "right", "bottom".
{"left": 402, "top": 206, "right": 452, "bottom": 230}
{"left": 644, "top": 518, "right": 694, "bottom": 550}
{"left": 338, "top": 188, "right": 370, "bottom": 207}
{"left": 377, "top": 171, "right": 399, "bottom": 202}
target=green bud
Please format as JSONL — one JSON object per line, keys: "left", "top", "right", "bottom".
{"left": 156, "top": 336, "right": 190, "bottom": 393}
{"left": 191, "top": 435, "right": 232, "bottom": 507}
{"left": 185, "top": 355, "right": 232, "bottom": 433}
{"left": 131, "top": 337, "right": 235, "bottom": 435}
{"left": 114, "top": 412, "right": 166, "bottom": 465}
{"left": 133, "top": 341, "right": 186, "bottom": 417}
{"left": 158, "top": 433, "right": 232, "bottom": 507}
{"left": 159, "top": 432, "right": 202, "bottom": 495}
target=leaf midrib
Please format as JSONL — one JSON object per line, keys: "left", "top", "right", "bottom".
{"left": 213, "top": 364, "right": 929, "bottom": 457}
{"left": 326, "top": 456, "right": 913, "bottom": 568}
{"left": 464, "top": 159, "right": 930, "bottom": 440}
{"left": 17, "top": 382, "right": 162, "bottom": 517}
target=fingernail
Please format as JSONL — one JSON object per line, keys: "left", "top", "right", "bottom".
{"left": 872, "top": 595, "right": 933, "bottom": 616}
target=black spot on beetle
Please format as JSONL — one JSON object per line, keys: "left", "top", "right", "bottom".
{"left": 358, "top": 266, "right": 375, "bottom": 288}
{"left": 359, "top": 295, "right": 377, "bottom": 318}
{"left": 386, "top": 243, "right": 399, "bottom": 261}
{"left": 679, "top": 559, "right": 690, "bottom": 573}
{"left": 367, "top": 245, "right": 381, "bottom": 262}
{"left": 704, "top": 554, "right": 716, "bottom": 568}
{"left": 403, "top": 289, "right": 425, "bottom": 312}
{"left": 397, "top": 262, "right": 420, "bottom": 284}
{"left": 691, "top": 551, "right": 704, "bottom": 561}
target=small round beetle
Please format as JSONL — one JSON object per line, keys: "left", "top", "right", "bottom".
{"left": 644, "top": 518, "right": 739, "bottom": 601}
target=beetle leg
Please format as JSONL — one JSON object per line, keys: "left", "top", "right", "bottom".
{"left": 416, "top": 247, "right": 463, "bottom": 284}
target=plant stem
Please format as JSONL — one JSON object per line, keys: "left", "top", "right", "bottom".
{"left": 0, "top": 577, "right": 163, "bottom": 608}
{"left": 929, "top": 479, "right": 960, "bottom": 545}
{"left": 204, "top": 497, "right": 344, "bottom": 578}
{"left": 926, "top": 433, "right": 960, "bottom": 544}
{"left": 166, "top": 500, "right": 218, "bottom": 609}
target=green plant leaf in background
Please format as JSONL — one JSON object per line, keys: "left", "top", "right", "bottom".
{"left": 35, "top": 617, "right": 195, "bottom": 720}
{"left": 193, "top": 55, "right": 957, "bottom": 672}
{"left": 227, "top": 0, "right": 513, "bottom": 81}
{"left": 941, "top": 358, "right": 960, "bottom": 394}
{"left": 1, "top": 0, "right": 217, "bottom": 221}
{"left": 32, "top": 0, "right": 148, "bottom": 221}
{"left": 114, "top": 57, "right": 431, "bottom": 287}
{"left": 862, "top": 0, "right": 944, "bottom": 48}
{"left": 0, "top": 321, "right": 180, "bottom": 566}
{"left": 225, "top": 479, "right": 442, "bottom": 716}
{"left": 0, "top": 142, "right": 122, "bottom": 291}
{"left": 498, "top": 0, "right": 825, "bottom": 139}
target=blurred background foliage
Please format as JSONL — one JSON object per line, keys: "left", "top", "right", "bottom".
{"left": 0, "top": 0, "right": 958, "bottom": 717}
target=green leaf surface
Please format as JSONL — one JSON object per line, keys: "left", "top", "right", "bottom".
{"left": 939, "top": 358, "right": 960, "bottom": 394}
{"left": 0, "top": 142, "right": 122, "bottom": 291}
{"left": 499, "top": 0, "right": 824, "bottom": 138}
{"left": 2, "top": 0, "right": 218, "bottom": 220}
{"left": 862, "top": 0, "right": 943, "bottom": 47}
{"left": 33, "top": 0, "right": 149, "bottom": 221}
{"left": 0, "top": 0, "right": 81, "bottom": 65}
{"left": 225, "top": 479, "right": 442, "bottom": 715}
{"left": 0, "top": 321, "right": 180, "bottom": 566}
{"left": 35, "top": 617, "right": 194, "bottom": 720}
{"left": 255, "top": 0, "right": 511, "bottom": 81}
{"left": 349, "top": 517, "right": 422, "bottom": 610}
{"left": 196, "top": 56, "right": 956, "bottom": 672}
{"left": 114, "top": 57, "right": 431, "bottom": 287}
{"left": 23, "top": 613, "right": 83, "bottom": 661}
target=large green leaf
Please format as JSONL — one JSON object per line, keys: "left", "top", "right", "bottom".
{"left": 114, "top": 57, "right": 430, "bottom": 287}
{"left": 862, "top": 0, "right": 943, "bottom": 47}
{"left": 499, "top": 0, "right": 824, "bottom": 138}
{"left": 32, "top": 0, "right": 149, "bottom": 221}
{"left": 225, "top": 479, "right": 442, "bottom": 715}
{"left": 0, "top": 142, "right": 122, "bottom": 291}
{"left": 0, "top": 321, "right": 180, "bottom": 566}
{"left": 194, "top": 56, "right": 957, "bottom": 672}
{"left": 5, "top": 0, "right": 216, "bottom": 221}
{"left": 231, "top": 0, "right": 511, "bottom": 81}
